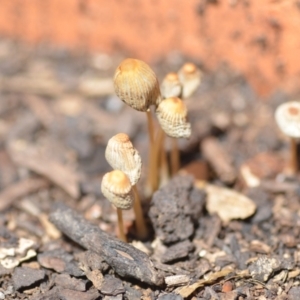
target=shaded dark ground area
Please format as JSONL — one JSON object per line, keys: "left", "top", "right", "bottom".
{"left": 0, "top": 39, "right": 300, "bottom": 299}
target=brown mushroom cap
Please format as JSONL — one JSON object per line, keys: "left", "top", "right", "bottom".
{"left": 161, "top": 72, "right": 182, "bottom": 99}
{"left": 114, "top": 58, "right": 161, "bottom": 112}
{"left": 275, "top": 101, "right": 300, "bottom": 138}
{"left": 178, "top": 63, "right": 201, "bottom": 98}
{"left": 105, "top": 133, "right": 142, "bottom": 186}
{"left": 156, "top": 97, "right": 191, "bottom": 138}
{"left": 101, "top": 170, "right": 134, "bottom": 210}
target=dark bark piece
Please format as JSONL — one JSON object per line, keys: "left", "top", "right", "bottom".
{"left": 124, "top": 283, "right": 143, "bottom": 300}
{"left": 161, "top": 240, "right": 194, "bottom": 264}
{"left": 49, "top": 203, "right": 164, "bottom": 286}
{"left": 201, "top": 136, "right": 237, "bottom": 184}
{"left": 59, "top": 288, "right": 100, "bottom": 300}
{"left": 8, "top": 140, "right": 80, "bottom": 199}
{"left": 75, "top": 250, "right": 110, "bottom": 272}
{"left": 101, "top": 275, "right": 124, "bottom": 296}
{"left": 54, "top": 274, "right": 87, "bottom": 292}
{"left": 12, "top": 267, "right": 46, "bottom": 291}
{"left": 158, "top": 293, "right": 183, "bottom": 300}
{"left": 38, "top": 249, "right": 84, "bottom": 277}
{"left": 103, "top": 295, "right": 122, "bottom": 300}
{"left": 149, "top": 175, "right": 196, "bottom": 244}
{"left": 31, "top": 286, "right": 60, "bottom": 300}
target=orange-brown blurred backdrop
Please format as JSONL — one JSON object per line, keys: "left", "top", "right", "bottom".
{"left": 0, "top": 0, "right": 299, "bottom": 96}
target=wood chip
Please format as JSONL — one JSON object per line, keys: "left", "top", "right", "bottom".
{"left": 177, "top": 268, "right": 232, "bottom": 298}
{"left": 8, "top": 140, "right": 80, "bottom": 199}
{"left": 0, "top": 177, "right": 50, "bottom": 212}
{"left": 202, "top": 184, "right": 256, "bottom": 222}
{"left": 201, "top": 137, "right": 237, "bottom": 184}
{"left": 23, "top": 96, "right": 56, "bottom": 128}
{"left": 165, "top": 275, "right": 189, "bottom": 287}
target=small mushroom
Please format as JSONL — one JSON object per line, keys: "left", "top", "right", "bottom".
{"left": 161, "top": 72, "right": 182, "bottom": 99}
{"left": 156, "top": 97, "right": 191, "bottom": 175}
{"left": 101, "top": 170, "right": 134, "bottom": 242}
{"left": 105, "top": 133, "right": 141, "bottom": 186}
{"left": 114, "top": 58, "right": 161, "bottom": 112}
{"left": 275, "top": 101, "right": 300, "bottom": 175}
{"left": 114, "top": 58, "right": 161, "bottom": 194}
{"left": 105, "top": 133, "right": 148, "bottom": 239}
{"left": 156, "top": 97, "right": 191, "bottom": 139}
{"left": 178, "top": 63, "right": 201, "bottom": 98}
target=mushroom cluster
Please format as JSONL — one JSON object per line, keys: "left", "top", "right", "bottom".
{"left": 102, "top": 58, "right": 201, "bottom": 242}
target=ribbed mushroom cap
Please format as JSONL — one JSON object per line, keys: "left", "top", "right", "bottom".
{"left": 161, "top": 72, "right": 182, "bottom": 99}
{"left": 178, "top": 63, "right": 201, "bottom": 98}
{"left": 275, "top": 101, "right": 300, "bottom": 138}
{"left": 101, "top": 170, "right": 134, "bottom": 210}
{"left": 114, "top": 58, "right": 161, "bottom": 112}
{"left": 156, "top": 97, "right": 191, "bottom": 138}
{"left": 105, "top": 133, "right": 142, "bottom": 186}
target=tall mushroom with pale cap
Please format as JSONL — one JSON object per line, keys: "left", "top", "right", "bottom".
{"left": 156, "top": 97, "right": 191, "bottom": 175}
{"left": 105, "top": 133, "right": 148, "bottom": 239}
{"left": 101, "top": 170, "right": 134, "bottom": 242}
{"left": 178, "top": 63, "right": 201, "bottom": 99}
{"left": 275, "top": 101, "right": 300, "bottom": 175}
{"left": 114, "top": 58, "right": 161, "bottom": 193}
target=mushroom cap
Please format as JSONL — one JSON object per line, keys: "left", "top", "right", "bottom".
{"left": 101, "top": 170, "right": 134, "bottom": 210}
{"left": 114, "top": 58, "right": 161, "bottom": 112}
{"left": 156, "top": 97, "right": 191, "bottom": 138}
{"left": 178, "top": 63, "right": 201, "bottom": 98}
{"left": 275, "top": 101, "right": 300, "bottom": 138}
{"left": 161, "top": 72, "right": 182, "bottom": 99}
{"left": 105, "top": 133, "right": 142, "bottom": 185}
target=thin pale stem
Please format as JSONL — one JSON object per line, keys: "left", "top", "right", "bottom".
{"left": 145, "top": 109, "right": 157, "bottom": 196}
{"left": 159, "top": 131, "right": 169, "bottom": 187}
{"left": 171, "top": 138, "right": 179, "bottom": 175}
{"left": 117, "top": 208, "right": 127, "bottom": 243}
{"left": 290, "top": 137, "right": 298, "bottom": 175}
{"left": 146, "top": 109, "right": 154, "bottom": 145}
{"left": 132, "top": 185, "right": 148, "bottom": 240}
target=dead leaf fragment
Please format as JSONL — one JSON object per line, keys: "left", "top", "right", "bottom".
{"left": 204, "top": 184, "right": 256, "bottom": 222}
{"left": 177, "top": 268, "right": 232, "bottom": 298}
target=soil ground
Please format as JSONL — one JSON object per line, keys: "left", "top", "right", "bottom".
{"left": 0, "top": 39, "right": 300, "bottom": 300}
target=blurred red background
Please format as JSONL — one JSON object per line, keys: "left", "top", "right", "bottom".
{"left": 0, "top": 0, "right": 299, "bottom": 96}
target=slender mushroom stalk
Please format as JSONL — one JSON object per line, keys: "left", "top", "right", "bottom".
{"left": 178, "top": 63, "right": 201, "bottom": 99}
{"left": 101, "top": 170, "right": 134, "bottom": 242}
{"left": 155, "top": 97, "right": 191, "bottom": 175}
{"left": 275, "top": 101, "right": 300, "bottom": 175}
{"left": 150, "top": 72, "right": 183, "bottom": 187}
{"left": 105, "top": 133, "right": 148, "bottom": 239}
{"left": 113, "top": 58, "right": 161, "bottom": 195}
{"left": 171, "top": 137, "right": 180, "bottom": 175}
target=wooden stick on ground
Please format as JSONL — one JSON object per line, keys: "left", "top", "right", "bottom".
{"left": 49, "top": 203, "right": 163, "bottom": 286}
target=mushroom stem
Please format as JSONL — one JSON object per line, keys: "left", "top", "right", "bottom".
{"left": 289, "top": 137, "right": 298, "bottom": 175}
{"left": 159, "top": 131, "right": 169, "bottom": 187}
{"left": 117, "top": 208, "right": 127, "bottom": 242}
{"left": 150, "top": 126, "right": 166, "bottom": 192}
{"left": 171, "top": 138, "right": 180, "bottom": 175}
{"left": 132, "top": 185, "right": 148, "bottom": 239}
{"left": 146, "top": 109, "right": 155, "bottom": 145}
{"left": 145, "top": 109, "right": 157, "bottom": 194}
